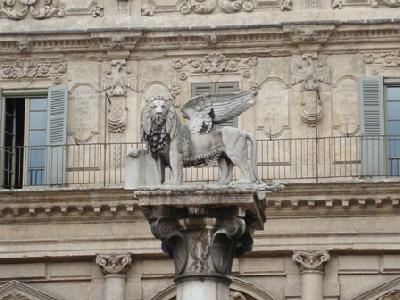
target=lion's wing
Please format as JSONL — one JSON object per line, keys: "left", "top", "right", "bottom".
{"left": 181, "top": 91, "right": 257, "bottom": 134}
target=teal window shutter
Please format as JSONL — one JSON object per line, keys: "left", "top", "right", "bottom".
{"left": 359, "top": 76, "right": 385, "bottom": 176}
{"left": 216, "top": 82, "right": 239, "bottom": 127}
{"left": 46, "top": 85, "right": 68, "bottom": 185}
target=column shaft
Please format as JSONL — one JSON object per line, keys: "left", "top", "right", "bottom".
{"left": 104, "top": 274, "right": 126, "bottom": 300}
{"left": 176, "top": 277, "right": 230, "bottom": 300}
{"left": 301, "top": 271, "right": 323, "bottom": 300}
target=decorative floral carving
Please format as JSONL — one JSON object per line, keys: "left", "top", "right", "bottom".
{"left": 176, "top": 0, "right": 254, "bottom": 14}
{"left": 95, "top": 253, "right": 132, "bottom": 275}
{"left": 0, "top": 0, "right": 65, "bottom": 20}
{"left": 377, "top": 290, "right": 400, "bottom": 300}
{"left": 292, "top": 250, "right": 330, "bottom": 272}
{"left": 365, "top": 51, "right": 400, "bottom": 67}
{"left": 102, "top": 59, "right": 135, "bottom": 97}
{"left": 1, "top": 59, "right": 66, "bottom": 80}
{"left": 292, "top": 53, "right": 330, "bottom": 91}
{"left": 174, "top": 53, "right": 257, "bottom": 74}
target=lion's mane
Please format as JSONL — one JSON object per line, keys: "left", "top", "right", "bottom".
{"left": 141, "top": 96, "right": 178, "bottom": 159}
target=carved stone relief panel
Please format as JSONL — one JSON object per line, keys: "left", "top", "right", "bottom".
{"left": 256, "top": 78, "right": 290, "bottom": 138}
{"left": 0, "top": 57, "right": 67, "bottom": 84}
{"left": 144, "top": 0, "right": 291, "bottom": 16}
{"left": 333, "top": 0, "right": 400, "bottom": 8}
{"left": 0, "top": 0, "right": 104, "bottom": 19}
{"left": 69, "top": 84, "right": 100, "bottom": 144}
{"left": 332, "top": 76, "right": 359, "bottom": 136}
{"left": 291, "top": 53, "right": 330, "bottom": 127}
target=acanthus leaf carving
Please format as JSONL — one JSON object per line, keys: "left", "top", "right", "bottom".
{"left": 365, "top": 51, "right": 400, "bottom": 67}
{"left": 0, "top": 58, "right": 66, "bottom": 80}
{"left": 292, "top": 250, "right": 330, "bottom": 272}
{"left": 0, "top": 0, "right": 65, "bottom": 20}
{"left": 95, "top": 253, "right": 132, "bottom": 275}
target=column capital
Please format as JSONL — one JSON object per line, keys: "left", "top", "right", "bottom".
{"left": 96, "top": 253, "right": 132, "bottom": 275}
{"left": 292, "top": 250, "right": 330, "bottom": 273}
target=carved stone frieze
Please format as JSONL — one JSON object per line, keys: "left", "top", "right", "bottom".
{"left": 0, "top": 0, "right": 65, "bottom": 20}
{"left": 292, "top": 250, "right": 330, "bottom": 273}
{"left": 176, "top": 0, "right": 255, "bottom": 14}
{"left": 365, "top": 51, "right": 400, "bottom": 67}
{"left": 292, "top": 53, "right": 330, "bottom": 91}
{"left": 0, "top": 58, "right": 67, "bottom": 80}
{"left": 96, "top": 253, "right": 132, "bottom": 275}
{"left": 174, "top": 53, "right": 257, "bottom": 75}
{"left": 371, "top": 0, "right": 400, "bottom": 7}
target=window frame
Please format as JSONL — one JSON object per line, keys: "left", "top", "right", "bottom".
{"left": 0, "top": 89, "right": 48, "bottom": 188}
{"left": 384, "top": 79, "right": 400, "bottom": 175}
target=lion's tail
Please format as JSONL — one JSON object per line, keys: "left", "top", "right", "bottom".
{"left": 245, "top": 133, "right": 260, "bottom": 183}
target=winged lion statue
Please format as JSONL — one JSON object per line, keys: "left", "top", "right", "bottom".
{"left": 137, "top": 90, "right": 258, "bottom": 185}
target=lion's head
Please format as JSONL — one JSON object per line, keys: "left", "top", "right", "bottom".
{"left": 141, "top": 95, "right": 178, "bottom": 158}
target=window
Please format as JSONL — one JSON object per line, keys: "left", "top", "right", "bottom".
{"left": 359, "top": 77, "right": 400, "bottom": 176}
{"left": 0, "top": 86, "right": 68, "bottom": 188}
{"left": 386, "top": 85, "right": 400, "bottom": 175}
{"left": 191, "top": 82, "right": 239, "bottom": 128}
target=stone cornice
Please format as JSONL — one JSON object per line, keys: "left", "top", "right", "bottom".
{"left": 0, "top": 24, "right": 399, "bottom": 55}
{"left": 266, "top": 181, "right": 400, "bottom": 217}
{"left": 0, "top": 181, "right": 399, "bottom": 222}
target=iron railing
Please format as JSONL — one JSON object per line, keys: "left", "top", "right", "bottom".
{"left": 0, "top": 135, "right": 399, "bottom": 189}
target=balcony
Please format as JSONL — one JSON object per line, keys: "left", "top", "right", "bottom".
{"left": 0, "top": 135, "right": 399, "bottom": 190}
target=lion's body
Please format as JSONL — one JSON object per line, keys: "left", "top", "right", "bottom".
{"left": 141, "top": 96, "right": 258, "bottom": 185}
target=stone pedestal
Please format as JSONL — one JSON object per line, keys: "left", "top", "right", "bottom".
{"left": 135, "top": 184, "right": 269, "bottom": 300}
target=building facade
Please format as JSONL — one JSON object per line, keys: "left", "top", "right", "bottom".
{"left": 0, "top": 0, "right": 400, "bottom": 299}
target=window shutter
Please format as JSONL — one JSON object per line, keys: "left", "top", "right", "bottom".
{"left": 46, "top": 85, "right": 68, "bottom": 185}
{"left": 216, "top": 82, "right": 239, "bottom": 127}
{"left": 192, "top": 83, "right": 215, "bottom": 97}
{"left": 359, "top": 77, "right": 385, "bottom": 176}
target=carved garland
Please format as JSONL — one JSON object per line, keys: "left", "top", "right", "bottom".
{"left": 333, "top": 0, "right": 400, "bottom": 8}
{"left": 174, "top": 53, "right": 258, "bottom": 78}
{"left": 0, "top": 0, "right": 65, "bottom": 20}
{"left": 0, "top": 58, "right": 67, "bottom": 84}
{"left": 377, "top": 290, "right": 400, "bottom": 300}
{"left": 365, "top": 51, "right": 400, "bottom": 67}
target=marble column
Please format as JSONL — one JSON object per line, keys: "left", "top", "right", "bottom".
{"left": 135, "top": 185, "right": 271, "bottom": 300}
{"left": 96, "top": 253, "right": 132, "bottom": 300}
{"left": 292, "top": 250, "right": 330, "bottom": 300}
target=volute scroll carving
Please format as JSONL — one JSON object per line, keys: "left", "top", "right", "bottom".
{"left": 95, "top": 253, "right": 133, "bottom": 275}
{"left": 292, "top": 250, "right": 330, "bottom": 273}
